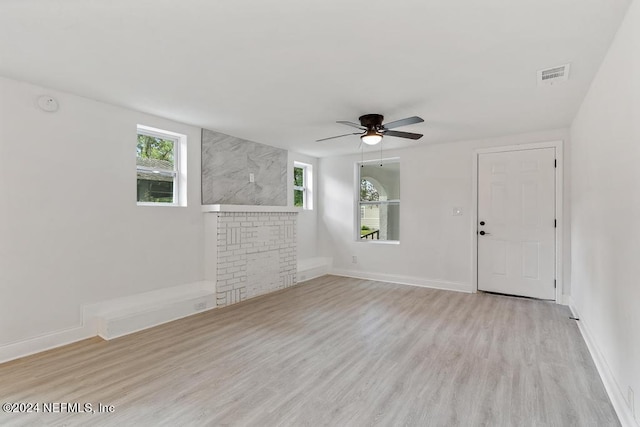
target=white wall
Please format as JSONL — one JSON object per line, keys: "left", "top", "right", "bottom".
{"left": 570, "top": 0, "right": 640, "bottom": 423}
{"left": 318, "top": 128, "right": 571, "bottom": 293}
{"left": 288, "top": 152, "right": 318, "bottom": 261}
{"left": 0, "top": 76, "right": 204, "bottom": 346}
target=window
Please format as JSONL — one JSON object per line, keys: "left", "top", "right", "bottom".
{"left": 136, "top": 125, "right": 186, "bottom": 206}
{"left": 357, "top": 159, "right": 400, "bottom": 242}
{"left": 293, "top": 162, "right": 313, "bottom": 209}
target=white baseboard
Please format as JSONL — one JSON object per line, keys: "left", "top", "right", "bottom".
{"left": 86, "top": 281, "right": 217, "bottom": 340}
{"left": 568, "top": 299, "right": 638, "bottom": 427}
{"left": 298, "top": 257, "right": 332, "bottom": 283}
{"left": 96, "top": 291, "right": 216, "bottom": 340}
{"left": 0, "top": 324, "right": 95, "bottom": 365}
{"left": 559, "top": 294, "right": 572, "bottom": 306}
{"left": 330, "top": 268, "right": 471, "bottom": 293}
{"left": 0, "top": 280, "right": 217, "bottom": 364}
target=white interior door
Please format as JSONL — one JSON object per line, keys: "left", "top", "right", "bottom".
{"left": 477, "top": 148, "right": 556, "bottom": 300}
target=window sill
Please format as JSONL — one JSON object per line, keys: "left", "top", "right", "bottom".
{"left": 202, "top": 204, "right": 301, "bottom": 213}
{"left": 356, "top": 240, "right": 400, "bottom": 245}
{"left": 137, "top": 202, "right": 183, "bottom": 207}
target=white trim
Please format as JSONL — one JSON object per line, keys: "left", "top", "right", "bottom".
{"left": 359, "top": 200, "right": 401, "bottom": 205}
{"left": 554, "top": 142, "right": 564, "bottom": 303}
{"left": 472, "top": 140, "right": 564, "bottom": 303}
{"left": 137, "top": 124, "right": 185, "bottom": 140}
{"left": 0, "top": 324, "right": 95, "bottom": 365}
{"left": 0, "top": 280, "right": 217, "bottom": 364}
{"left": 355, "top": 157, "right": 401, "bottom": 243}
{"left": 331, "top": 268, "right": 471, "bottom": 293}
{"left": 298, "top": 257, "right": 332, "bottom": 282}
{"left": 94, "top": 292, "right": 216, "bottom": 340}
{"left": 559, "top": 294, "right": 573, "bottom": 306}
{"left": 136, "top": 124, "right": 187, "bottom": 207}
{"left": 294, "top": 161, "right": 313, "bottom": 210}
{"left": 355, "top": 240, "right": 400, "bottom": 245}
{"left": 358, "top": 157, "right": 401, "bottom": 165}
{"left": 136, "top": 166, "right": 175, "bottom": 176}
{"left": 471, "top": 153, "right": 479, "bottom": 294}
{"left": 137, "top": 202, "right": 182, "bottom": 207}
{"left": 569, "top": 300, "right": 639, "bottom": 427}
{"left": 202, "top": 204, "right": 300, "bottom": 213}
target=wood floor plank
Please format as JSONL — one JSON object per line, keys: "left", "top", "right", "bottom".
{"left": 0, "top": 275, "right": 620, "bottom": 426}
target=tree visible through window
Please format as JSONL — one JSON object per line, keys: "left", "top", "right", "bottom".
{"left": 136, "top": 126, "right": 183, "bottom": 205}
{"left": 360, "top": 179, "right": 379, "bottom": 201}
{"left": 293, "top": 162, "right": 312, "bottom": 209}
{"left": 137, "top": 134, "right": 174, "bottom": 163}
{"left": 358, "top": 160, "right": 400, "bottom": 241}
{"left": 294, "top": 166, "right": 305, "bottom": 207}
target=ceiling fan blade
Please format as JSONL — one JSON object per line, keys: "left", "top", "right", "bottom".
{"left": 316, "top": 132, "right": 361, "bottom": 142}
{"left": 382, "top": 116, "right": 424, "bottom": 130}
{"left": 383, "top": 130, "right": 423, "bottom": 140}
{"left": 336, "top": 120, "right": 366, "bottom": 130}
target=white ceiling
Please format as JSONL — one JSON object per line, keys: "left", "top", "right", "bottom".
{"left": 0, "top": 0, "right": 631, "bottom": 157}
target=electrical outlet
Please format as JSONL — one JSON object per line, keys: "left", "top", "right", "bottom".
{"left": 352, "top": 256, "right": 357, "bottom": 264}
{"left": 629, "top": 386, "right": 635, "bottom": 415}
{"left": 194, "top": 302, "right": 206, "bottom": 311}
{"left": 249, "top": 173, "right": 255, "bottom": 183}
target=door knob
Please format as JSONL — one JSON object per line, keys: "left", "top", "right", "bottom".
{"left": 479, "top": 230, "right": 490, "bottom": 235}
{"left": 479, "top": 221, "right": 485, "bottom": 226}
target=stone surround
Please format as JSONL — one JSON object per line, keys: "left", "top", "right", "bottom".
{"left": 201, "top": 129, "right": 287, "bottom": 206}
{"left": 212, "top": 211, "right": 297, "bottom": 307}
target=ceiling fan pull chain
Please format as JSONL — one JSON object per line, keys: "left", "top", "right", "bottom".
{"left": 380, "top": 138, "right": 383, "bottom": 166}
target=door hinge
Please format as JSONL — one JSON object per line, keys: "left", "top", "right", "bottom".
{"left": 554, "top": 219, "right": 557, "bottom": 228}
{"left": 554, "top": 280, "right": 557, "bottom": 289}
{"left": 554, "top": 159, "right": 557, "bottom": 168}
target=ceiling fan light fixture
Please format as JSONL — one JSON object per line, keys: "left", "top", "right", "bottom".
{"left": 361, "top": 130, "right": 383, "bottom": 145}
{"left": 316, "top": 113, "right": 423, "bottom": 143}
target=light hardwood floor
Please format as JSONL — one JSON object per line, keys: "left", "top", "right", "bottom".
{"left": 0, "top": 276, "right": 619, "bottom": 426}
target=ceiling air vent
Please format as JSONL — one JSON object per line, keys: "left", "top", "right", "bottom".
{"left": 537, "top": 64, "right": 570, "bottom": 86}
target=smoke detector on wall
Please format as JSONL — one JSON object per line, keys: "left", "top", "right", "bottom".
{"left": 537, "top": 64, "right": 571, "bottom": 86}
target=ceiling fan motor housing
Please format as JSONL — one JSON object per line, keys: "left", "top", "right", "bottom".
{"left": 359, "top": 114, "right": 384, "bottom": 130}
{"left": 316, "top": 113, "right": 423, "bottom": 142}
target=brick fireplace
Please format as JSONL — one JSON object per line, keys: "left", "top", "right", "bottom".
{"left": 204, "top": 206, "right": 298, "bottom": 307}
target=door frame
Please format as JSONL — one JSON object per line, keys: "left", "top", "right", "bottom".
{"left": 471, "top": 140, "right": 564, "bottom": 303}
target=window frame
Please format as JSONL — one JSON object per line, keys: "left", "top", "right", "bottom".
{"left": 355, "top": 158, "right": 400, "bottom": 244}
{"left": 293, "top": 161, "right": 313, "bottom": 210}
{"left": 136, "top": 125, "right": 186, "bottom": 207}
